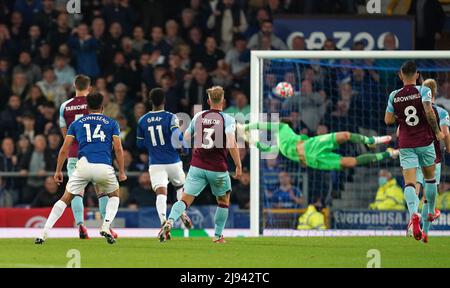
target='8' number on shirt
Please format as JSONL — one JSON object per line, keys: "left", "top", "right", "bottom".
{"left": 83, "top": 124, "right": 106, "bottom": 142}
{"left": 404, "top": 106, "right": 419, "bottom": 126}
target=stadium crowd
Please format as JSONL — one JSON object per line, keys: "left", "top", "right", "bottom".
{"left": 0, "top": 0, "right": 448, "bottom": 212}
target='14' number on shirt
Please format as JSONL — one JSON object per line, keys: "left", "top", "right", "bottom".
{"left": 83, "top": 124, "right": 106, "bottom": 142}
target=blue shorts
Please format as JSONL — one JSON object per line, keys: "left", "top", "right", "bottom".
{"left": 416, "top": 162, "right": 441, "bottom": 185}
{"left": 184, "top": 166, "right": 232, "bottom": 197}
{"left": 67, "top": 158, "right": 78, "bottom": 178}
{"left": 399, "top": 143, "right": 436, "bottom": 170}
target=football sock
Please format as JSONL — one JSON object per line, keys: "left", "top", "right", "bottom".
{"left": 356, "top": 152, "right": 389, "bottom": 166}
{"left": 98, "top": 195, "right": 108, "bottom": 220}
{"left": 103, "top": 196, "right": 120, "bottom": 230}
{"left": 168, "top": 200, "right": 187, "bottom": 222}
{"left": 71, "top": 196, "right": 84, "bottom": 226}
{"left": 176, "top": 187, "right": 183, "bottom": 201}
{"left": 156, "top": 194, "right": 168, "bottom": 225}
{"left": 404, "top": 184, "right": 419, "bottom": 217}
{"left": 214, "top": 205, "right": 229, "bottom": 238}
{"left": 423, "top": 179, "right": 438, "bottom": 234}
{"left": 350, "top": 133, "right": 375, "bottom": 145}
{"left": 43, "top": 200, "right": 67, "bottom": 236}
{"left": 422, "top": 200, "right": 430, "bottom": 234}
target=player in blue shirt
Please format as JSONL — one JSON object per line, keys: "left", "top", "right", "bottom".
{"left": 36, "top": 92, "right": 126, "bottom": 245}
{"left": 137, "top": 88, "right": 192, "bottom": 237}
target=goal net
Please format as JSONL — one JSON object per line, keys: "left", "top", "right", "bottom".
{"left": 249, "top": 51, "right": 450, "bottom": 236}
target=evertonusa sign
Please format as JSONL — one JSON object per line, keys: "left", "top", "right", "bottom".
{"left": 334, "top": 210, "right": 450, "bottom": 230}
{"left": 274, "top": 16, "right": 414, "bottom": 50}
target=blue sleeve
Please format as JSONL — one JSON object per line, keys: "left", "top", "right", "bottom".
{"left": 67, "top": 122, "right": 76, "bottom": 137}
{"left": 187, "top": 112, "right": 200, "bottom": 135}
{"left": 170, "top": 114, "right": 180, "bottom": 132}
{"left": 59, "top": 101, "right": 67, "bottom": 128}
{"left": 420, "top": 86, "right": 432, "bottom": 102}
{"left": 112, "top": 120, "right": 120, "bottom": 137}
{"left": 223, "top": 113, "right": 236, "bottom": 135}
{"left": 136, "top": 118, "right": 145, "bottom": 150}
{"left": 439, "top": 109, "right": 450, "bottom": 127}
{"left": 386, "top": 90, "right": 396, "bottom": 113}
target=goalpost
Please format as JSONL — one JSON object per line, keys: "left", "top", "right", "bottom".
{"left": 250, "top": 50, "right": 450, "bottom": 237}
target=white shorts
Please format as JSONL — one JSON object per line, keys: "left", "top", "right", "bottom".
{"left": 66, "top": 157, "right": 119, "bottom": 195}
{"left": 149, "top": 162, "right": 185, "bottom": 191}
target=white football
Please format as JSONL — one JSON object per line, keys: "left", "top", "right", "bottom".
{"left": 275, "top": 82, "right": 294, "bottom": 98}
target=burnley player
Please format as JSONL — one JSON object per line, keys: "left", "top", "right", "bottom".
{"left": 385, "top": 61, "right": 444, "bottom": 241}
{"left": 136, "top": 88, "right": 192, "bottom": 237}
{"left": 60, "top": 75, "right": 117, "bottom": 239}
{"left": 160, "top": 86, "right": 242, "bottom": 243}
{"left": 36, "top": 92, "right": 126, "bottom": 245}
{"left": 415, "top": 79, "right": 450, "bottom": 242}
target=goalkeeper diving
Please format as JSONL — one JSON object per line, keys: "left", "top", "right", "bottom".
{"left": 240, "top": 121, "right": 399, "bottom": 170}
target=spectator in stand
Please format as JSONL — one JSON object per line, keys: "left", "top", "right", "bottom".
{"left": 35, "top": 100, "right": 57, "bottom": 135}
{"left": 207, "top": 0, "right": 248, "bottom": 52}
{"left": 297, "top": 197, "right": 326, "bottom": 230}
{"left": 180, "top": 8, "right": 197, "bottom": 40}
{"left": 196, "top": 36, "right": 225, "bottom": 72}
{"left": 13, "top": 51, "right": 42, "bottom": 84}
{"left": 105, "top": 51, "right": 132, "bottom": 88}
{"left": 247, "top": 20, "right": 287, "bottom": 50}
{"left": 408, "top": 0, "right": 445, "bottom": 50}
{"left": 19, "top": 134, "right": 48, "bottom": 203}
{"left": 20, "top": 112, "right": 37, "bottom": 144}
{"left": 48, "top": 12, "right": 71, "bottom": 52}
{"left": 0, "top": 95, "right": 23, "bottom": 140}
{"left": 323, "top": 38, "right": 337, "bottom": 51}
{"left": 53, "top": 54, "right": 76, "bottom": 91}
{"left": 103, "top": 89, "right": 120, "bottom": 119}
{"left": 36, "top": 67, "right": 67, "bottom": 107}
{"left": 68, "top": 23, "right": 100, "bottom": 78}
{"left": 224, "top": 90, "right": 250, "bottom": 116}
{"left": 117, "top": 113, "right": 134, "bottom": 150}
{"left": 245, "top": 7, "right": 270, "bottom": 38}
{"left": 271, "top": 172, "right": 305, "bottom": 208}
{"left": 164, "top": 20, "right": 183, "bottom": 48}
{"left": 225, "top": 34, "right": 250, "bottom": 88}
{"left": 0, "top": 24, "right": 13, "bottom": 60}
{"left": 14, "top": 0, "right": 42, "bottom": 27}
{"left": 143, "top": 26, "right": 172, "bottom": 64}
{"left": 11, "top": 72, "right": 30, "bottom": 99}
{"left": 31, "top": 176, "right": 61, "bottom": 208}
{"left": 184, "top": 65, "right": 213, "bottom": 113}
{"left": 0, "top": 137, "right": 19, "bottom": 206}
{"left": 188, "top": 26, "right": 204, "bottom": 62}
{"left": 44, "top": 129, "right": 61, "bottom": 171}
{"left": 232, "top": 168, "right": 250, "bottom": 209}
{"left": 112, "top": 82, "right": 133, "bottom": 119}
{"left": 21, "top": 25, "right": 42, "bottom": 58}
{"left": 369, "top": 169, "right": 405, "bottom": 211}
{"left": 131, "top": 25, "right": 149, "bottom": 53}
{"left": 33, "top": 40, "right": 53, "bottom": 68}
{"left": 127, "top": 172, "right": 155, "bottom": 208}
{"left": 160, "top": 72, "right": 182, "bottom": 114}
{"left": 101, "top": 0, "right": 136, "bottom": 34}
{"left": 291, "top": 35, "right": 306, "bottom": 50}
{"left": 9, "top": 11, "right": 27, "bottom": 44}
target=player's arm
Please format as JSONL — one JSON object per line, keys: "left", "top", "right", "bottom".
{"left": 59, "top": 102, "right": 67, "bottom": 137}
{"left": 136, "top": 120, "right": 145, "bottom": 150}
{"left": 441, "top": 125, "right": 450, "bottom": 152}
{"left": 113, "top": 135, "right": 127, "bottom": 182}
{"left": 384, "top": 91, "right": 396, "bottom": 125}
{"left": 256, "top": 142, "right": 279, "bottom": 153}
{"left": 54, "top": 135, "right": 74, "bottom": 185}
{"left": 423, "top": 101, "right": 444, "bottom": 140}
{"left": 225, "top": 116, "right": 242, "bottom": 179}
{"left": 422, "top": 86, "right": 444, "bottom": 140}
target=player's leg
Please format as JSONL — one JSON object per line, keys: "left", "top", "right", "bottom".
{"left": 161, "top": 167, "right": 206, "bottom": 241}
{"left": 335, "top": 131, "right": 391, "bottom": 146}
{"left": 149, "top": 165, "right": 172, "bottom": 226}
{"left": 96, "top": 187, "right": 118, "bottom": 239}
{"left": 399, "top": 148, "right": 422, "bottom": 240}
{"left": 36, "top": 173, "right": 87, "bottom": 244}
{"left": 169, "top": 162, "right": 192, "bottom": 229}
{"left": 214, "top": 192, "right": 231, "bottom": 243}
{"left": 419, "top": 144, "right": 439, "bottom": 242}
{"left": 96, "top": 165, "right": 121, "bottom": 244}
{"left": 67, "top": 158, "right": 88, "bottom": 238}
{"left": 208, "top": 170, "right": 233, "bottom": 243}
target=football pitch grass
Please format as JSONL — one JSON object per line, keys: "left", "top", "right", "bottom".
{"left": 0, "top": 236, "right": 449, "bottom": 268}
